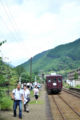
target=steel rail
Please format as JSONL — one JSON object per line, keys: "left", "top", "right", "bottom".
{"left": 52, "top": 96, "right": 66, "bottom": 120}
{"left": 63, "top": 88, "right": 80, "bottom": 99}
{"left": 59, "top": 95, "right": 80, "bottom": 117}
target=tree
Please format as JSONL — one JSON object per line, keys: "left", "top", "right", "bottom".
{"left": 15, "top": 66, "right": 25, "bottom": 77}
{"left": 74, "top": 72, "right": 78, "bottom": 86}
{"left": 0, "top": 40, "right": 19, "bottom": 110}
{"left": 21, "top": 72, "right": 30, "bottom": 83}
{"left": 0, "top": 40, "right": 6, "bottom": 46}
{"left": 74, "top": 72, "right": 78, "bottom": 80}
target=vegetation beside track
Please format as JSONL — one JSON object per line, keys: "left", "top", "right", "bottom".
{"left": 63, "top": 81, "right": 80, "bottom": 89}
{"left": 63, "top": 81, "right": 70, "bottom": 89}
{"left": 0, "top": 41, "right": 40, "bottom": 111}
{"left": 75, "top": 85, "right": 80, "bottom": 89}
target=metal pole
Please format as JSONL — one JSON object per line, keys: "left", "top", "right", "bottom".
{"left": 35, "top": 76, "right": 36, "bottom": 82}
{"left": 19, "top": 76, "right": 21, "bottom": 84}
{"left": 30, "top": 57, "right": 32, "bottom": 82}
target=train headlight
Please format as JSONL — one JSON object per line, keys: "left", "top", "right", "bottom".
{"left": 53, "top": 83, "right": 57, "bottom": 86}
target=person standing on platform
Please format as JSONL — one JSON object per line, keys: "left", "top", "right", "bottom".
{"left": 11, "top": 83, "right": 24, "bottom": 119}
{"left": 33, "top": 85, "right": 39, "bottom": 103}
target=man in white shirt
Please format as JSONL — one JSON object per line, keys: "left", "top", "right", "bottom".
{"left": 23, "top": 83, "right": 30, "bottom": 112}
{"left": 11, "top": 83, "right": 24, "bottom": 119}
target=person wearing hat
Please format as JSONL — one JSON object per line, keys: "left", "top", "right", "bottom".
{"left": 33, "top": 85, "right": 39, "bottom": 103}
{"left": 23, "top": 83, "right": 30, "bottom": 112}
{"left": 11, "top": 83, "right": 24, "bottom": 119}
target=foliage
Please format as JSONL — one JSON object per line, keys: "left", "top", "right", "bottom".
{"left": 21, "top": 72, "right": 35, "bottom": 83}
{"left": 75, "top": 85, "right": 80, "bottom": 89}
{"left": 0, "top": 40, "right": 6, "bottom": 46}
{"left": 74, "top": 72, "right": 78, "bottom": 80}
{"left": 19, "top": 38, "right": 80, "bottom": 78}
{"left": 63, "top": 82, "right": 71, "bottom": 88}
{"left": 0, "top": 61, "right": 18, "bottom": 110}
{"left": 15, "top": 66, "right": 25, "bottom": 77}
{"left": 0, "top": 40, "right": 18, "bottom": 110}
{"left": 21, "top": 72, "right": 30, "bottom": 83}
{"left": 0, "top": 60, "right": 18, "bottom": 86}
{"left": 0, "top": 95, "right": 13, "bottom": 110}
{"left": 29, "top": 100, "right": 44, "bottom": 105}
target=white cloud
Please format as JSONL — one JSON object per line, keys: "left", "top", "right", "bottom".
{"left": 0, "top": 0, "right": 80, "bottom": 66}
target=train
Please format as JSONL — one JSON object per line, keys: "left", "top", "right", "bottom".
{"left": 45, "top": 74, "right": 63, "bottom": 94}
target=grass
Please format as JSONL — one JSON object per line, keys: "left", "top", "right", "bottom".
{"left": 30, "top": 90, "right": 34, "bottom": 97}
{"left": 63, "top": 82, "right": 71, "bottom": 89}
{"left": 29, "top": 100, "right": 44, "bottom": 105}
{"left": 63, "top": 81, "right": 80, "bottom": 89}
{"left": 75, "top": 85, "right": 80, "bottom": 89}
{"left": 0, "top": 118, "right": 5, "bottom": 120}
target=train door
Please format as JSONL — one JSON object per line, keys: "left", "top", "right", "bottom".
{"left": 52, "top": 77, "right": 57, "bottom": 88}
{"left": 57, "top": 76, "right": 62, "bottom": 91}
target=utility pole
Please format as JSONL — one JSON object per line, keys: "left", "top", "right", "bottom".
{"left": 19, "top": 76, "right": 21, "bottom": 84}
{"left": 30, "top": 57, "right": 32, "bottom": 83}
{"left": 35, "top": 76, "right": 36, "bottom": 82}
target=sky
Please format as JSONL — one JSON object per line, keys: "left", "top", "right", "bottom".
{"left": 0, "top": 0, "right": 80, "bottom": 66}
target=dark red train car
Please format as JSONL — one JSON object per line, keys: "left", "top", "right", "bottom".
{"left": 46, "top": 74, "right": 63, "bottom": 94}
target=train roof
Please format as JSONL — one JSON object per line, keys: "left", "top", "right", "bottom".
{"left": 46, "top": 74, "right": 62, "bottom": 77}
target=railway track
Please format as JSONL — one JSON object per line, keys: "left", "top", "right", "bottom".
{"left": 48, "top": 94, "right": 80, "bottom": 120}
{"left": 69, "top": 88, "right": 80, "bottom": 92}
{"left": 52, "top": 95, "right": 65, "bottom": 120}
{"left": 63, "top": 88, "right": 80, "bottom": 98}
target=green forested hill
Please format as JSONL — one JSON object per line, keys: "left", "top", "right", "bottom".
{"left": 20, "top": 38, "right": 80, "bottom": 75}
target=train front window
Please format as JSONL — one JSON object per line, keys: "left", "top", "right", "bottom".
{"left": 48, "top": 80, "right": 51, "bottom": 83}
{"left": 53, "top": 78, "right": 56, "bottom": 83}
{"left": 58, "top": 78, "right": 62, "bottom": 82}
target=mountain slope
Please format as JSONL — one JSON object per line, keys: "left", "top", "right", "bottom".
{"left": 20, "top": 38, "right": 80, "bottom": 74}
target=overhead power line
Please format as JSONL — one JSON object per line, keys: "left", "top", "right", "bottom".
{"left": 0, "top": 0, "right": 20, "bottom": 41}
{"left": 2, "top": 0, "right": 18, "bottom": 33}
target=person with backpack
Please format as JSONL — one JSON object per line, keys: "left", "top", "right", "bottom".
{"left": 23, "top": 83, "right": 30, "bottom": 112}
{"left": 11, "top": 83, "right": 24, "bottom": 119}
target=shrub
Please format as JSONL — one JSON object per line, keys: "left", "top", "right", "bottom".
{"left": 63, "top": 82, "right": 70, "bottom": 88}
{"left": 0, "top": 96, "right": 13, "bottom": 110}
{"left": 76, "top": 85, "right": 80, "bottom": 89}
